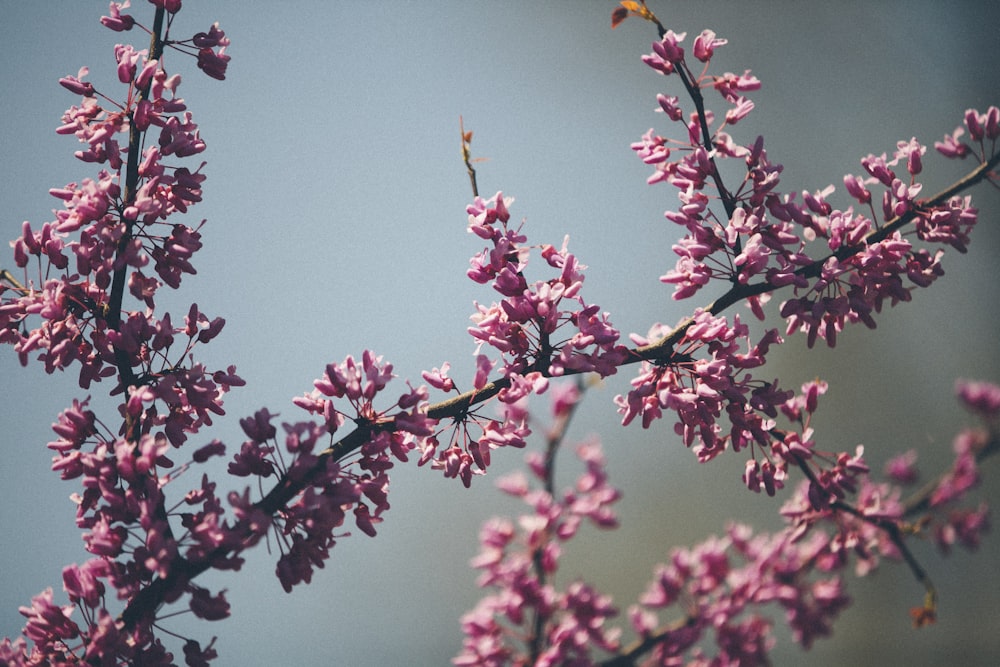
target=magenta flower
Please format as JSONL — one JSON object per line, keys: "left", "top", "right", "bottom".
{"left": 59, "top": 67, "right": 95, "bottom": 96}
{"left": 196, "top": 46, "right": 230, "bottom": 80}
{"left": 693, "top": 29, "right": 727, "bottom": 62}
{"left": 100, "top": 2, "right": 135, "bottom": 31}
{"left": 884, "top": 449, "right": 920, "bottom": 485}
{"left": 19, "top": 588, "right": 80, "bottom": 647}
{"left": 956, "top": 379, "right": 1000, "bottom": 418}
{"left": 188, "top": 586, "right": 230, "bottom": 621}
{"left": 4, "top": 3, "right": 999, "bottom": 663}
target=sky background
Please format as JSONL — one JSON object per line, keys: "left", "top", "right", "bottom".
{"left": 1, "top": 1, "right": 999, "bottom": 665}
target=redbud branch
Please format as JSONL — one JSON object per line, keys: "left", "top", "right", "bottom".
{"left": 860, "top": 150, "right": 1000, "bottom": 248}
{"left": 836, "top": 496, "right": 938, "bottom": 619}
{"left": 600, "top": 615, "right": 698, "bottom": 666}
{"left": 107, "top": 6, "right": 166, "bottom": 403}
{"left": 117, "top": 149, "right": 997, "bottom": 631}
{"left": 539, "top": 378, "right": 584, "bottom": 496}
{"left": 525, "top": 377, "right": 585, "bottom": 661}
{"left": 631, "top": 148, "right": 1000, "bottom": 365}
{"left": 901, "top": 430, "right": 999, "bottom": 519}
{"left": 123, "top": 151, "right": 997, "bottom": 627}
{"left": 107, "top": 9, "right": 200, "bottom": 634}
{"left": 672, "top": 58, "right": 738, "bottom": 225}
{"left": 789, "top": 452, "right": 937, "bottom": 617}
{"left": 643, "top": 16, "right": 738, "bottom": 229}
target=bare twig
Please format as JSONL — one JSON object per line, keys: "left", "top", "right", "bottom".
{"left": 461, "top": 115, "right": 479, "bottom": 198}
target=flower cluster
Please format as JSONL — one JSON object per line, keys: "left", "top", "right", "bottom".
{"left": 455, "top": 430, "right": 623, "bottom": 666}
{"left": 612, "top": 20, "right": 999, "bottom": 496}
{"left": 466, "top": 192, "right": 629, "bottom": 379}
{"left": 0, "top": 3, "right": 245, "bottom": 663}
{"left": 631, "top": 26, "right": 994, "bottom": 352}
{"left": 617, "top": 311, "right": 788, "bottom": 461}
{"left": 418, "top": 379, "right": 534, "bottom": 487}
{"left": 458, "top": 377, "right": 997, "bottom": 665}
{"left": 2, "top": 1, "right": 999, "bottom": 664}
{"left": 630, "top": 522, "right": 852, "bottom": 663}
{"left": 275, "top": 352, "right": 438, "bottom": 581}
{"left": 404, "top": 191, "right": 633, "bottom": 488}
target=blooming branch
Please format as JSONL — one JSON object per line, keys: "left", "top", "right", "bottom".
{"left": 1, "top": 2, "right": 997, "bottom": 664}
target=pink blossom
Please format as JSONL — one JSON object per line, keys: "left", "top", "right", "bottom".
{"left": 861, "top": 152, "right": 895, "bottom": 186}
{"left": 894, "top": 137, "right": 926, "bottom": 175}
{"left": 62, "top": 560, "right": 109, "bottom": 609}
{"left": 956, "top": 378, "right": 1000, "bottom": 418}
{"left": 473, "top": 353, "right": 494, "bottom": 389}
{"left": 101, "top": 2, "right": 135, "bottom": 31}
{"left": 114, "top": 43, "right": 144, "bottom": 84}
{"left": 656, "top": 93, "right": 684, "bottom": 121}
{"left": 934, "top": 504, "right": 990, "bottom": 554}
{"left": 149, "top": 0, "right": 182, "bottom": 12}
{"left": 934, "top": 126, "right": 971, "bottom": 158}
{"left": 693, "top": 29, "right": 727, "bottom": 62}
{"left": 422, "top": 363, "right": 455, "bottom": 392}
{"left": 193, "top": 23, "right": 229, "bottom": 48}
{"left": 19, "top": 588, "right": 80, "bottom": 646}
{"left": 183, "top": 638, "right": 219, "bottom": 667}
{"left": 725, "top": 95, "right": 755, "bottom": 125}
{"left": 712, "top": 69, "right": 761, "bottom": 101}
{"left": 930, "top": 431, "right": 981, "bottom": 506}
{"left": 884, "top": 449, "right": 920, "bottom": 485}
{"left": 59, "top": 67, "right": 95, "bottom": 96}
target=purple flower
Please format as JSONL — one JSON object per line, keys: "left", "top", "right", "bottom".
{"left": 193, "top": 23, "right": 229, "bottom": 48}
{"left": 62, "top": 559, "right": 109, "bottom": 609}
{"left": 934, "top": 126, "right": 971, "bottom": 158}
{"left": 956, "top": 379, "right": 1000, "bottom": 418}
{"left": 100, "top": 2, "right": 135, "bottom": 32}
{"left": 693, "top": 29, "right": 727, "bottom": 62}
{"left": 884, "top": 450, "right": 919, "bottom": 485}
{"left": 19, "top": 588, "right": 80, "bottom": 646}
{"left": 188, "top": 586, "right": 230, "bottom": 621}
{"left": 59, "top": 67, "right": 95, "bottom": 96}
{"left": 196, "top": 46, "right": 230, "bottom": 81}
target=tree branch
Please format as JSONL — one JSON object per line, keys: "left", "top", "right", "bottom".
{"left": 116, "top": 99, "right": 1000, "bottom": 640}
{"left": 107, "top": 6, "right": 166, "bottom": 403}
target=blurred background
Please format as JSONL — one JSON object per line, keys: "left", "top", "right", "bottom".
{"left": 1, "top": 1, "right": 998, "bottom": 664}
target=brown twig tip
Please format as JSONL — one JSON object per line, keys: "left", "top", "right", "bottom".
{"left": 910, "top": 590, "right": 938, "bottom": 628}
{"left": 460, "top": 115, "right": 483, "bottom": 198}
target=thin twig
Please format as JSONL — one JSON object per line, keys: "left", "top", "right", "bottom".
{"left": 600, "top": 615, "right": 698, "bottom": 667}
{"left": 789, "top": 452, "right": 938, "bottom": 615}
{"left": 901, "top": 431, "right": 999, "bottom": 518}
{"left": 461, "top": 116, "right": 479, "bottom": 198}
{"left": 527, "top": 377, "right": 586, "bottom": 662}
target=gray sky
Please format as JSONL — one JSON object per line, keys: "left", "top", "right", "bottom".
{"left": 1, "top": 2, "right": 999, "bottom": 664}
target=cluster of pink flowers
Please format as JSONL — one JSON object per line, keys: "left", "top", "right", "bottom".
{"left": 617, "top": 310, "right": 787, "bottom": 461}
{"left": 452, "top": 4, "right": 998, "bottom": 664}
{"left": 455, "top": 394, "right": 623, "bottom": 666}
{"left": 612, "top": 14, "right": 998, "bottom": 503}
{"left": 454, "top": 378, "right": 998, "bottom": 665}
{"left": 1, "top": 1, "right": 998, "bottom": 664}
{"left": 0, "top": 2, "right": 247, "bottom": 663}
{"left": 466, "top": 192, "right": 628, "bottom": 379}
{"left": 631, "top": 25, "right": 991, "bottom": 352}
